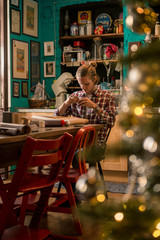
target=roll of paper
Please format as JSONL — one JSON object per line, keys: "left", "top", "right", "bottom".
{"left": 0, "top": 122, "right": 31, "bottom": 135}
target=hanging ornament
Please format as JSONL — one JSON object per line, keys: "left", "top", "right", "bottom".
{"left": 126, "top": 3, "right": 157, "bottom": 34}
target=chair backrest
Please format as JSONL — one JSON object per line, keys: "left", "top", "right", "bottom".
{"left": 0, "top": 132, "right": 73, "bottom": 237}
{"left": 62, "top": 126, "right": 95, "bottom": 176}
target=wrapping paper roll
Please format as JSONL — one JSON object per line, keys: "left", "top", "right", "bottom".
{"left": 0, "top": 122, "right": 31, "bottom": 136}
{"left": 35, "top": 116, "right": 89, "bottom": 126}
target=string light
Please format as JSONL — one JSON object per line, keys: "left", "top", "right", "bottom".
{"left": 114, "top": 212, "right": 124, "bottom": 222}
{"left": 139, "top": 204, "right": 146, "bottom": 212}
{"left": 96, "top": 193, "right": 106, "bottom": 202}
{"left": 143, "top": 136, "right": 158, "bottom": 153}
{"left": 134, "top": 106, "right": 143, "bottom": 115}
{"left": 126, "top": 129, "right": 134, "bottom": 138}
{"left": 152, "top": 229, "right": 160, "bottom": 238}
{"left": 156, "top": 222, "right": 160, "bottom": 230}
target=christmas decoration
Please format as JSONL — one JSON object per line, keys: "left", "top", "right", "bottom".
{"left": 126, "top": 2, "right": 157, "bottom": 34}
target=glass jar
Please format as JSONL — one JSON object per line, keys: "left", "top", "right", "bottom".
{"left": 92, "top": 37, "right": 101, "bottom": 60}
{"left": 70, "top": 22, "right": 78, "bottom": 36}
{"left": 86, "top": 21, "right": 94, "bottom": 35}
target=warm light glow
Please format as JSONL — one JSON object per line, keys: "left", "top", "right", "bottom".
{"left": 150, "top": 157, "right": 159, "bottom": 167}
{"left": 88, "top": 168, "right": 96, "bottom": 184}
{"left": 153, "top": 230, "right": 160, "bottom": 238}
{"left": 141, "top": 23, "right": 147, "bottom": 30}
{"left": 76, "top": 178, "right": 87, "bottom": 193}
{"left": 137, "top": 166, "right": 145, "bottom": 174}
{"left": 139, "top": 204, "right": 146, "bottom": 212}
{"left": 134, "top": 107, "right": 143, "bottom": 115}
{"left": 138, "top": 84, "right": 148, "bottom": 92}
{"left": 153, "top": 184, "right": 160, "bottom": 193}
{"left": 126, "top": 130, "right": 134, "bottom": 138}
{"left": 156, "top": 80, "right": 160, "bottom": 87}
{"left": 156, "top": 222, "right": 160, "bottom": 230}
{"left": 143, "top": 136, "right": 158, "bottom": 153}
{"left": 151, "top": 11, "right": 157, "bottom": 19}
{"left": 97, "top": 193, "right": 106, "bottom": 202}
{"left": 146, "top": 76, "right": 153, "bottom": 84}
{"left": 129, "top": 155, "right": 137, "bottom": 163}
{"left": 138, "top": 176, "right": 147, "bottom": 187}
{"left": 144, "top": 8, "right": 150, "bottom": 15}
{"left": 144, "top": 27, "right": 151, "bottom": 34}
{"left": 136, "top": 7, "right": 144, "bottom": 14}
{"left": 128, "top": 68, "right": 141, "bottom": 85}
{"left": 114, "top": 212, "right": 124, "bottom": 222}
{"left": 126, "top": 15, "right": 133, "bottom": 27}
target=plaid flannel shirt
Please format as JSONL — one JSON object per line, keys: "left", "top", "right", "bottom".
{"left": 55, "top": 87, "right": 116, "bottom": 143}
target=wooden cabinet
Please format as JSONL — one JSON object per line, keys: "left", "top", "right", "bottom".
{"left": 102, "top": 115, "right": 128, "bottom": 182}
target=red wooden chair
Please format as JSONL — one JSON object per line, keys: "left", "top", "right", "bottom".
{"left": 47, "top": 126, "right": 96, "bottom": 235}
{"left": 0, "top": 133, "right": 82, "bottom": 240}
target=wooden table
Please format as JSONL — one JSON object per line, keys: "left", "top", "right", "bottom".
{"left": 0, "top": 124, "right": 103, "bottom": 168}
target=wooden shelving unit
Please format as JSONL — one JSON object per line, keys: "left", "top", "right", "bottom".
{"left": 60, "top": 33, "right": 124, "bottom": 40}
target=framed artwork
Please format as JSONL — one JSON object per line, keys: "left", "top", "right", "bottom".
{"left": 30, "top": 40, "right": 40, "bottom": 87}
{"left": 44, "top": 41, "right": 54, "bottom": 56}
{"left": 22, "top": 0, "right": 38, "bottom": 37}
{"left": 10, "top": 9, "right": 21, "bottom": 35}
{"left": 21, "top": 81, "right": 28, "bottom": 97}
{"left": 12, "top": 39, "right": 29, "bottom": 79}
{"left": 44, "top": 61, "right": 55, "bottom": 77}
{"left": 10, "top": 0, "right": 19, "bottom": 7}
{"left": 13, "top": 81, "right": 20, "bottom": 98}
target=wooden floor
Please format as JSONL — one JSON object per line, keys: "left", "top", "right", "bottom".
{"left": 2, "top": 174, "right": 130, "bottom": 239}
{"left": 2, "top": 175, "right": 128, "bottom": 239}
{"left": 37, "top": 192, "right": 126, "bottom": 240}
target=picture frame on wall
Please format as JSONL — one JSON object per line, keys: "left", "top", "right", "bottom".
{"left": 13, "top": 81, "right": 20, "bottom": 98}
{"left": 12, "top": 39, "right": 29, "bottom": 79}
{"left": 44, "top": 41, "right": 54, "bottom": 56}
{"left": 30, "top": 40, "right": 40, "bottom": 87}
{"left": 21, "top": 81, "right": 28, "bottom": 97}
{"left": 10, "top": 0, "right": 19, "bottom": 7}
{"left": 10, "top": 8, "right": 21, "bottom": 35}
{"left": 44, "top": 61, "right": 55, "bottom": 78}
{"left": 23, "top": 0, "right": 38, "bottom": 37}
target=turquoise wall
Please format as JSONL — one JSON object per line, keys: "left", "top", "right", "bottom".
{"left": 10, "top": 0, "right": 145, "bottom": 111}
{"left": 10, "top": 0, "right": 42, "bottom": 111}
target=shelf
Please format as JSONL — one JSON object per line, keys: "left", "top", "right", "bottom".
{"left": 61, "top": 59, "right": 119, "bottom": 66}
{"left": 60, "top": 33, "right": 124, "bottom": 40}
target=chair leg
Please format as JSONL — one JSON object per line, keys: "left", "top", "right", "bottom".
{"left": 19, "top": 195, "right": 29, "bottom": 225}
{"left": 30, "top": 186, "right": 53, "bottom": 228}
{"left": 64, "top": 179, "right": 83, "bottom": 235}
{"left": 97, "top": 161, "right": 104, "bottom": 180}
{"left": 57, "top": 182, "right": 62, "bottom": 193}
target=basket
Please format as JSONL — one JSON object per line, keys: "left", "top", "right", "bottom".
{"left": 28, "top": 85, "right": 53, "bottom": 108}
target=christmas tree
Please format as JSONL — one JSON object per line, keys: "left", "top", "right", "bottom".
{"left": 76, "top": 1, "right": 160, "bottom": 239}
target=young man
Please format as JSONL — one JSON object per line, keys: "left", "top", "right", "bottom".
{"left": 55, "top": 61, "right": 116, "bottom": 144}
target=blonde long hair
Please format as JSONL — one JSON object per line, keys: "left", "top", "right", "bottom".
{"left": 76, "top": 61, "right": 100, "bottom": 85}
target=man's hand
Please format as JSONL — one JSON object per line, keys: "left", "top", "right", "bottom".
{"left": 66, "top": 95, "right": 79, "bottom": 106}
{"left": 78, "top": 97, "right": 97, "bottom": 109}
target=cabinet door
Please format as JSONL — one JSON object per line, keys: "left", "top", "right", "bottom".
{"left": 102, "top": 115, "right": 128, "bottom": 171}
